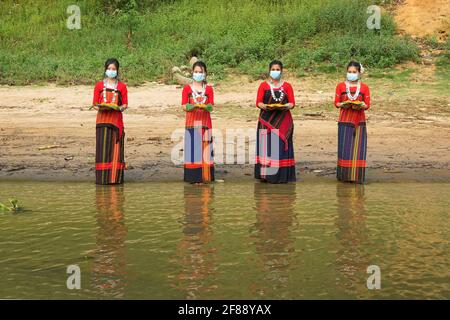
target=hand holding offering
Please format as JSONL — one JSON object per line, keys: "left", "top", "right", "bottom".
{"left": 93, "top": 103, "right": 121, "bottom": 111}
{"left": 342, "top": 100, "right": 365, "bottom": 110}
{"left": 185, "top": 103, "right": 213, "bottom": 112}
{"left": 195, "top": 104, "right": 213, "bottom": 112}
{"left": 266, "top": 103, "right": 287, "bottom": 110}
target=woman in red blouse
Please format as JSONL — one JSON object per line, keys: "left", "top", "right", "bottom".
{"left": 334, "top": 61, "right": 371, "bottom": 184}
{"left": 92, "top": 58, "right": 128, "bottom": 185}
{"left": 181, "top": 61, "right": 215, "bottom": 184}
{"left": 255, "top": 60, "right": 296, "bottom": 183}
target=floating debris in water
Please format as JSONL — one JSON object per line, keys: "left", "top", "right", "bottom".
{"left": 0, "top": 198, "right": 24, "bottom": 213}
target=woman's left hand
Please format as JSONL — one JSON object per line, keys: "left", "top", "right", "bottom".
{"left": 284, "top": 103, "right": 294, "bottom": 110}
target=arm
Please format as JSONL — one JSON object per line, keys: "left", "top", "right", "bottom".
{"left": 256, "top": 83, "right": 267, "bottom": 110}
{"left": 284, "top": 83, "right": 295, "bottom": 109}
{"left": 181, "top": 85, "right": 190, "bottom": 111}
{"left": 92, "top": 82, "right": 101, "bottom": 107}
{"left": 120, "top": 84, "right": 128, "bottom": 112}
{"left": 363, "top": 85, "right": 371, "bottom": 110}
{"left": 207, "top": 85, "right": 214, "bottom": 106}
{"left": 334, "top": 84, "right": 343, "bottom": 108}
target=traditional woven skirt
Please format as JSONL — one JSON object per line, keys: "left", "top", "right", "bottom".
{"left": 337, "top": 122, "right": 367, "bottom": 184}
{"left": 184, "top": 128, "right": 214, "bottom": 183}
{"left": 96, "top": 124, "right": 125, "bottom": 185}
{"left": 255, "top": 127, "right": 296, "bottom": 184}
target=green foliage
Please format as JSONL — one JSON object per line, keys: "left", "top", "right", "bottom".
{"left": 0, "top": 199, "right": 22, "bottom": 212}
{"left": 286, "top": 33, "right": 418, "bottom": 70}
{"left": 0, "top": 0, "right": 420, "bottom": 84}
{"left": 435, "top": 38, "right": 450, "bottom": 81}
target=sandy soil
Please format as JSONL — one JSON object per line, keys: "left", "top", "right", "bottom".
{"left": 1, "top": 72, "right": 449, "bottom": 183}
{"left": 395, "top": 0, "right": 450, "bottom": 40}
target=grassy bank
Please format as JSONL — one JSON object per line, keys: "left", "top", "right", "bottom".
{"left": 0, "top": 0, "right": 420, "bottom": 85}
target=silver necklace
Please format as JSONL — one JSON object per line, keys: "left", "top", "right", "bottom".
{"left": 345, "top": 81, "right": 361, "bottom": 101}
{"left": 269, "top": 80, "right": 285, "bottom": 102}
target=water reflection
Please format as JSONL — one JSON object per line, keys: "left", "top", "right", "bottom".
{"left": 335, "top": 183, "right": 369, "bottom": 296}
{"left": 174, "top": 185, "right": 217, "bottom": 299}
{"left": 91, "top": 185, "right": 127, "bottom": 298}
{"left": 251, "top": 183, "right": 297, "bottom": 298}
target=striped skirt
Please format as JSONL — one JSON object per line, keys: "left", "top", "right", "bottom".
{"left": 337, "top": 122, "right": 367, "bottom": 184}
{"left": 184, "top": 128, "right": 214, "bottom": 183}
{"left": 255, "top": 128, "right": 296, "bottom": 184}
{"left": 96, "top": 124, "right": 125, "bottom": 185}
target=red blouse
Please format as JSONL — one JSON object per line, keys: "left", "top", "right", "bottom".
{"left": 92, "top": 80, "right": 128, "bottom": 137}
{"left": 334, "top": 81, "right": 370, "bottom": 126}
{"left": 256, "top": 81, "right": 295, "bottom": 107}
{"left": 182, "top": 84, "right": 215, "bottom": 129}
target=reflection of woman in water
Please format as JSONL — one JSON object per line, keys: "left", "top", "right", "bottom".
{"left": 251, "top": 183, "right": 296, "bottom": 298}
{"left": 173, "top": 185, "right": 217, "bottom": 299}
{"left": 92, "top": 185, "right": 127, "bottom": 298}
{"left": 335, "top": 183, "right": 369, "bottom": 297}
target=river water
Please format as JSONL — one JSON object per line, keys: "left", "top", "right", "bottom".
{"left": 0, "top": 180, "right": 449, "bottom": 299}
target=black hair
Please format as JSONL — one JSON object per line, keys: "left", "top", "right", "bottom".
{"left": 192, "top": 61, "right": 207, "bottom": 74}
{"left": 347, "top": 61, "right": 361, "bottom": 72}
{"left": 269, "top": 60, "right": 283, "bottom": 71}
{"left": 104, "top": 58, "right": 120, "bottom": 78}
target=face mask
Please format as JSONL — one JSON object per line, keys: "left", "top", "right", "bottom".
{"left": 105, "top": 70, "right": 117, "bottom": 78}
{"left": 193, "top": 73, "right": 205, "bottom": 82}
{"left": 346, "top": 72, "right": 359, "bottom": 82}
{"left": 270, "top": 70, "right": 282, "bottom": 80}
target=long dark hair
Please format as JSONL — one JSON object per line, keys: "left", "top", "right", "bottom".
{"left": 104, "top": 58, "right": 120, "bottom": 78}
{"left": 269, "top": 60, "right": 283, "bottom": 71}
{"left": 347, "top": 61, "right": 362, "bottom": 72}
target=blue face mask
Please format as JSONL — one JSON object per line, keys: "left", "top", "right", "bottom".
{"left": 193, "top": 73, "right": 205, "bottom": 82}
{"left": 346, "top": 72, "right": 359, "bottom": 82}
{"left": 105, "top": 70, "right": 117, "bottom": 78}
{"left": 270, "top": 70, "right": 282, "bottom": 80}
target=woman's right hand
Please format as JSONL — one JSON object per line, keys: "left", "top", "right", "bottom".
{"left": 258, "top": 103, "right": 267, "bottom": 110}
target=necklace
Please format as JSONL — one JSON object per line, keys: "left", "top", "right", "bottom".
{"left": 269, "top": 80, "right": 285, "bottom": 102}
{"left": 345, "top": 81, "right": 361, "bottom": 101}
{"left": 190, "top": 83, "right": 207, "bottom": 104}
{"left": 103, "top": 79, "right": 118, "bottom": 104}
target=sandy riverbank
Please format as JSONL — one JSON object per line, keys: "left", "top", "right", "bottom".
{"left": 1, "top": 74, "right": 449, "bottom": 183}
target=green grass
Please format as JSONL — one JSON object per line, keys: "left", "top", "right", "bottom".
{"left": 435, "top": 39, "right": 450, "bottom": 82}
{"left": 0, "top": 0, "right": 420, "bottom": 85}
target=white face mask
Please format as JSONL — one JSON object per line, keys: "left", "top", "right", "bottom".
{"left": 105, "top": 70, "right": 117, "bottom": 78}
{"left": 193, "top": 73, "right": 205, "bottom": 82}
{"left": 270, "top": 70, "right": 282, "bottom": 80}
{"left": 346, "top": 72, "right": 359, "bottom": 82}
